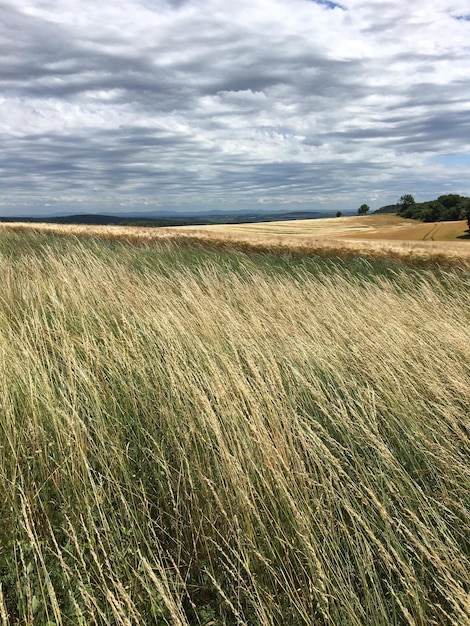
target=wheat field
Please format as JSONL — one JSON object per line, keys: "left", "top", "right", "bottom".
{"left": 174, "top": 214, "right": 468, "bottom": 241}
{"left": 0, "top": 230, "right": 469, "bottom": 625}
{"left": 1, "top": 215, "right": 469, "bottom": 270}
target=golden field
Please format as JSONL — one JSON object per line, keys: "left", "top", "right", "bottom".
{"left": 1, "top": 214, "right": 469, "bottom": 268}
{"left": 177, "top": 213, "right": 468, "bottom": 241}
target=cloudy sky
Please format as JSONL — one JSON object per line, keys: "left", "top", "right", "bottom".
{"left": 1, "top": 0, "right": 469, "bottom": 216}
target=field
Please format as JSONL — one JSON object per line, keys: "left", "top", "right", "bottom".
{"left": 1, "top": 214, "right": 469, "bottom": 269}
{"left": 175, "top": 214, "right": 469, "bottom": 241}
{"left": 0, "top": 227, "right": 469, "bottom": 625}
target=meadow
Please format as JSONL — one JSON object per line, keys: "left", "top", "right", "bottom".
{"left": 0, "top": 228, "right": 469, "bottom": 625}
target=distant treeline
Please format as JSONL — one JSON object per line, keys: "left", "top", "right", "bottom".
{"left": 377, "top": 194, "right": 470, "bottom": 223}
{"left": 0, "top": 210, "right": 328, "bottom": 227}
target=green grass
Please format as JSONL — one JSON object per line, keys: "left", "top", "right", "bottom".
{"left": 0, "top": 232, "right": 469, "bottom": 625}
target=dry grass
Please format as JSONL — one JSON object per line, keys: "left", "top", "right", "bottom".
{"left": 0, "top": 230, "right": 469, "bottom": 625}
{"left": 1, "top": 215, "right": 469, "bottom": 269}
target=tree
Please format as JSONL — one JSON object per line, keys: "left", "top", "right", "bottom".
{"left": 336, "top": 211, "right": 343, "bottom": 217}
{"left": 398, "top": 194, "right": 415, "bottom": 210}
{"left": 357, "top": 204, "right": 370, "bottom": 216}
{"left": 421, "top": 201, "right": 443, "bottom": 222}
{"left": 393, "top": 193, "right": 470, "bottom": 224}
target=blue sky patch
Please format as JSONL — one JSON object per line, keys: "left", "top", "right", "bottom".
{"left": 431, "top": 153, "right": 470, "bottom": 167}
{"left": 312, "top": 0, "right": 346, "bottom": 10}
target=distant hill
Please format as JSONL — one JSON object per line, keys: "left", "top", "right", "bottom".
{"left": 0, "top": 210, "right": 334, "bottom": 227}
{"left": 374, "top": 204, "right": 399, "bottom": 214}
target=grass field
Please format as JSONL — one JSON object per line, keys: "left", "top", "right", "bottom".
{"left": 0, "top": 230, "right": 469, "bottom": 625}
{"left": 2, "top": 215, "right": 469, "bottom": 269}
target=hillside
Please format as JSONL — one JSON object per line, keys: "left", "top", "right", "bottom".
{"left": 0, "top": 209, "right": 330, "bottom": 227}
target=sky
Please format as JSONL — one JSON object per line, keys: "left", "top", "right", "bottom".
{"left": 1, "top": 0, "right": 470, "bottom": 217}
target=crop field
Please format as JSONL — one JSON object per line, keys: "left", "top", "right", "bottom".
{"left": 0, "top": 230, "right": 469, "bottom": 625}
{"left": 1, "top": 215, "right": 469, "bottom": 270}
{"left": 175, "top": 214, "right": 469, "bottom": 241}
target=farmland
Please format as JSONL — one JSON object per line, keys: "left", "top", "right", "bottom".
{"left": 0, "top": 224, "right": 469, "bottom": 625}
{"left": 2, "top": 214, "right": 469, "bottom": 269}
{"left": 174, "top": 213, "right": 469, "bottom": 241}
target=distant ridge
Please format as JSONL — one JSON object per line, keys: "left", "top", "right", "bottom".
{"left": 0, "top": 210, "right": 335, "bottom": 227}
{"left": 373, "top": 204, "right": 399, "bottom": 214}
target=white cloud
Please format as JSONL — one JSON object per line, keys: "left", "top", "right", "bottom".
{"left": 0, "top": 0, "right": 469, "bottom": 215}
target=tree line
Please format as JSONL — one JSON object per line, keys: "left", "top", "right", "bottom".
{"left": 370, "top": 194, "right": 470, "bottom": 230}
{"left": 396, "top": 194, "right": 470, "bottom": 225}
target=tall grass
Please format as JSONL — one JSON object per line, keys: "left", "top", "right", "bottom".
{"left": 0, "top": 232, "right": 469, "bottom": 625}
{"left": 2, "top": 221, "right": 470, "bottom": 270}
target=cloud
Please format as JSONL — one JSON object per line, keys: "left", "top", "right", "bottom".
{"left": 1, "top": 0, "right": 469, "bottom": 215}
